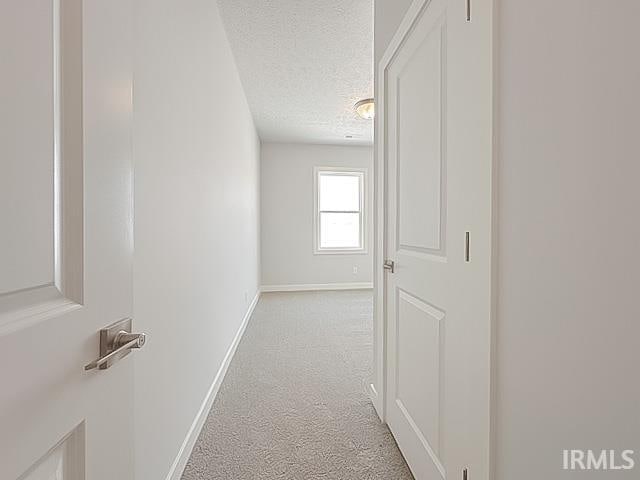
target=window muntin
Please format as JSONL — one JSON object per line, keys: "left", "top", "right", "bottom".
{"left": 315, "top": 169, "right": 366, "bottom": 253}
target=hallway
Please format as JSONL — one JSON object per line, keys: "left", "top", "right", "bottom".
{"left": 181, "top": 291, "right": 413, "bottom": 479}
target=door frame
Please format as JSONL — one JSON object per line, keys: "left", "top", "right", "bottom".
{"left": 371, "top": 0, "right": 499, "bottom": 476}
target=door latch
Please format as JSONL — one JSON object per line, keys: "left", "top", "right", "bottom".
{"left": 383, "top": 260, "right": 395, "bottom": 273}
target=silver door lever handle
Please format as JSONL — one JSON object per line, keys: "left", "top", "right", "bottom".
{"left": 84, "top": 331, "right": 146, "bottom": 371}
{"left": 383, "top": 260, "right": 395, "bottom": 273}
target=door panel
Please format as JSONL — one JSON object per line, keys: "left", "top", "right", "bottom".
{"left": 396, "top": 290, "right": 444, "bottom": 460}
{"left": 0, "top": 0, "right": 56, "bottom": 295}
{"left": 0, "top": 1, "right": 135, "bottom": 479}
{"left": 396, "top": 17, "right": 445, "bottom": 255}
{"left": 382, "top": 0, "right": 492, "bottom": 479}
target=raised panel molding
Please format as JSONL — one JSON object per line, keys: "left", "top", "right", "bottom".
{"left": 391, "top": 16, "right": 447, "bottom": 258}
{"left": 18, "top": 424, "right": 84, "bottom": 480}
{"left": 0, "top": 0, "right": 84, "bottom": 334}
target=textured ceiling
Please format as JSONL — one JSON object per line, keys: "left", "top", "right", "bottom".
{"left": 217, "top": 0, "right": 374, "bottom": 145}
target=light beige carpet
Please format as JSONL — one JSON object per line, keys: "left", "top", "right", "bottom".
{"left": 182, "top": 290, "right": 413, "bottom": 479}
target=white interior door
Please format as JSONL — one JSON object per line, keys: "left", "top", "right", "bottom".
{"left": 0, "top": 1, "right": 136, "bottom": 478}
{"left": 381, "top": 0, "right": 492, "bottom": 478}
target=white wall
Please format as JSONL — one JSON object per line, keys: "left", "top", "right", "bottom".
{"left": 374, "top": 0, "right": 413, "bottom": 67}
{"left": 495, "top": 1, "right": 640, "bottom": 478}
{"left": 261, "top": 143, "right": 373, "bottom": 288}
{"left": 133, "top": 1, "right": 260, "bottom": 479}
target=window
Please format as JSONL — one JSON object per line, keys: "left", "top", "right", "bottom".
{"left": 314, "top": 167, "right": 366, "bottom": 254}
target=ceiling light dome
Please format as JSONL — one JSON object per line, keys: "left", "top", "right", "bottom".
{"left": 355, "top": 98, "right": 375, "bottom": 120}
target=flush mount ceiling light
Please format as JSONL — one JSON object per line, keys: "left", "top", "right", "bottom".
{"left": 354, "top": 98, "right": 375, "bottom": 120}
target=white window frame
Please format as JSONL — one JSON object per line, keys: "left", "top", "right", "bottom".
{"left": 313, "top": 166, "right": 367, "bottom": 255}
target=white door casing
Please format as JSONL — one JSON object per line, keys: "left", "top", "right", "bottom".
{"left": 376, "top": 0, "right": 493, "bottom": 479}
{"left": 0, "top": 0, "right": 135, "bottom": 478}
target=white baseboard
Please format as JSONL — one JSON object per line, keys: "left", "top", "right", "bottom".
{"left": 165, "top": 290, "right": 261, "bottom": 480}
{"left": 368, "top": 382, "right": 384, "bottom": 423}
{"left": 260, "top": 282, "right": 373, "bottom": 292}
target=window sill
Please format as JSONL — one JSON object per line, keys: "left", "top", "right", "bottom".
{"left": 314, "top": 248, "right": 368, "bottom": 256}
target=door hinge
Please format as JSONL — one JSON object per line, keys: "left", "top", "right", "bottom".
{"left": 463, "top": 468, "right": 469, "bottom": 480}
{"left": 465, "top": 231, "right": 470, "bottom": 262}
{"left": 466, "top": 0, "right": 471, "bottom": 21}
